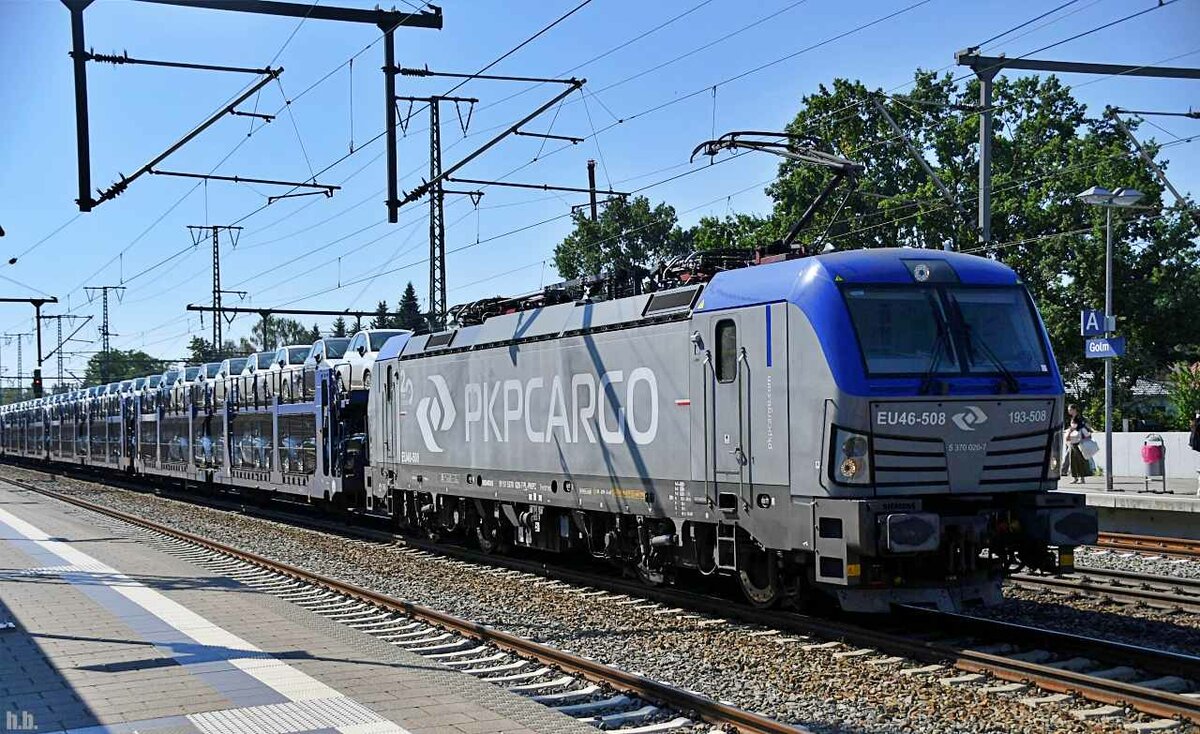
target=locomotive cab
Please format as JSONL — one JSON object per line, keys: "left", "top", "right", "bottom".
{"left": 693, "top": 250, "right": 1096, "bottom": 611}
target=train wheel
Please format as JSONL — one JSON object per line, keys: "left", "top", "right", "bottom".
{"left": 738, "top": 549, "right": 781, "bottom": 608}
{"left": 476, "top": 521, "right": 507, "bottom": 555}
{"left": 635, "top": 559, "right": 665, "bottom": 587}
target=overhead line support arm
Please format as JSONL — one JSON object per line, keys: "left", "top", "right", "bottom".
{"left": 92, "top": 68, "right": 281, "bottom": 207}
{"left": 955, "top": 48, "right": 1200, "bottom": 246}
{"left": 955, "top": 52, "right": 1200, "bottom": 80}
{"left": 445, "top": 176, "right": 626, "bottom": 197}
{"left": 1109, "top": 110, "right": 1200, "bottom": 230}
{"left": 401, "top": 79, "right": 584, "bottom": 206}
{"left": 133, "top": 0, "right": 442, "bottom": 30}
{"left": 397, "top": 66, "right": 579, "bottom": 85}
{"left": 85, "top": 51, "right": 271, "bottom": 75}
{"left": 151, "top": 169, "right": 339, "bottom": 194}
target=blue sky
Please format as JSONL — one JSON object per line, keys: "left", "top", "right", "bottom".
{"left": 1, "top": 0, "right": 1198, "bottom": 386}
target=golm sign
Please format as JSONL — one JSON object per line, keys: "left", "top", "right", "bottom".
{"left": 1085, "top": 336, "right": 1126, "bottom": 359}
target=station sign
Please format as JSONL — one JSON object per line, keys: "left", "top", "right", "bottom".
{"left": 1085, "top": 336, "right": 1126, "bottom": 359}
{"left": 1080, "top": 309, "right": 1113, "bottom": 337}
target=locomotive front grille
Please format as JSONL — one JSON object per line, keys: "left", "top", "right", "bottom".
{"left": 871, "top": 429, "right": 1052, "bottom": 492}
{"left": 872, "top": 434, "right": 949, "bottom": 489}
{"left": 979, "top": 429, "right": 1052, "bottom": 486}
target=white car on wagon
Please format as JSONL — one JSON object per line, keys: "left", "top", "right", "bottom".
{"left": 336, "top": 329, "right": 407, "bottom": 391}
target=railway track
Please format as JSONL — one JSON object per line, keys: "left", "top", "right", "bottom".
{"left": 1010, "top": 567, "right": 1200, "bottom": 613}
{"left": 1097, "top": 532, "right": 1200, "bottom": 560}
{"left": 7, "top": 467, "right": 1200, "bottom": 728}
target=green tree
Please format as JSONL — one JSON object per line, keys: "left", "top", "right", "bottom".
{"left": 688, "top": 213, "right": 772, "bottom": 252}
{"left": 84, "top": 349, "right": 166, "bottom": 386}
{"left": 235, "top": 336, "right": 256, "bottom": 355}
{"left": 370, "top": 300, "right": 393, "bottom": 330}
{"left": 308, "top": 323, "right": 321, "bottom": 343}
{"left": 331, "top": 316, "right": 348, "bottom": 338}
{"left": 251, "top": 316, "right": 311, "bottom": 350}
{"left": 187, "top": 336, "right": 218, "bottom": 365}
{"left": 553, "top": 196, "right": 688, "bottom": 279}
{"left": 397, "top": 282, "right": 425, "bottom": 331}
{"left": 765, "top": 73, "right": 967, "bottom": 253}
{"left": 1168, "top": 362, "right": 1200, "bottom": 429}
{"left": 186, "top": 337, "right": 242, "bottom": 364}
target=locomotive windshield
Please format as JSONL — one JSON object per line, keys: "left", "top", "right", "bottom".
{"left": 843, "top": 284, "right": 1049, "bottom": 377}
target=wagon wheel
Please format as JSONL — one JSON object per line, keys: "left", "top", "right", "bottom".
{"left": 476, "top": 520, "right": 509, "bottom": 555}
{"left": 738, "top": 546, "right": 782, "bottom": 608}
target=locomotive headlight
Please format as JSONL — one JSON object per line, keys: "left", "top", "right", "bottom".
{"left": 839, "top": 457, "right": 861, "bottom": 479}
{"left": 831, "top": 427, "right": 871, "bottom": 485}
{"left": 842, "top": 434, "right": 868, "bottom": 458}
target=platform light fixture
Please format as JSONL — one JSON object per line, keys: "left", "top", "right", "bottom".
{"left": 1075, "top": 185, "right": 1144, "bottom": 493}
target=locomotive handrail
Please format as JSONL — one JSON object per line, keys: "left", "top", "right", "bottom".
{"left": 702, "top": 349, "right": 715, "bottom": 510}
{"left": 735, "top": 346, "right": 750, "bottom": 512}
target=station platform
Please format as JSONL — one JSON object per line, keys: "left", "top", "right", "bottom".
{"left": 0, "top": 481, "right": 592, "bottom": 734}
{"left": 1056, "top": 476, "right": 1200, "bottom": 540}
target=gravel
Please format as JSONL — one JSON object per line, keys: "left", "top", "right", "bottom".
{"left": 971, "top": 546, "right": 1200, "bottom": 657}
{"left": 989, "top": 584, "right": 1200, "bottom": 656}
{"left": 1077, "top": 545, "right": 1200, "bottom": 581}
{"left": 4, "top": 467, "right": 1190, "bottom": 734}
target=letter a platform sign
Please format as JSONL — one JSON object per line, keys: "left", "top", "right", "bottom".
{"left": 1080, "top": 308, "right": 1111, "bottom": 336}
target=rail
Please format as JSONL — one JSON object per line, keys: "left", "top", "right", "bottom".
{"left": 1010, "top": 567, "right": 1200, "bottom": 613}
{"left": 1096, "top": 531, "right": 1200, "bottom": 560}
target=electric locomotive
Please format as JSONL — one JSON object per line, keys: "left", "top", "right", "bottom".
{"left": 365, "top": 248, "right": 1097, "bottom": 612}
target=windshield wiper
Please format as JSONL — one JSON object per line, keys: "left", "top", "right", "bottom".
{"left": 919, "top": 294, "right": 949, "bottom": 395}
{"left": 947, "top": 294, "right": 1019, "bottom": 394}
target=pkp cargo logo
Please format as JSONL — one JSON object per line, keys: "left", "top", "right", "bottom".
{"left": 416, "top": 375, "right": 456, "bottom": 452}
{"left": 951, "top": 405, "right": 987, "bottom": 432}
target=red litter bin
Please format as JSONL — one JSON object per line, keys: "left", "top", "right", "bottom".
{"left": 1141, "top": 434, "right": 1167, "bottom": 493}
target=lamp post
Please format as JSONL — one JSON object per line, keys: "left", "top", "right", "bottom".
{"left": 1075, "top": 186, "right": 1144, "bottom": 492}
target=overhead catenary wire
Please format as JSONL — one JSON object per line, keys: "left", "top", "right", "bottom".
{"left": 256, "top": 0, "right": 936, "bottom": 268}
{"left": 116, "top": 151, "right": 759, "bottom": 348}
{"left": 54, "top": 2, "right": 1196, "bottom": 360}
{"left": 1017, "top": 0, "right": 1180, "bottom": 61}
{"left": 16, "top": 0, "right": 1166, "bottom": 307}
{"left": 210, "top": 0, "right": 940, "bottom": 265}
{"left": 106, "top": 4, "right": 607, "bottom": 349}
{"left": 979, "top": 0, "right": 1106, "bottom": 54}
{"left": 973, "top": 0, "right": 1081, "bottom": 50}
{"left": 113, "top": 83, "right": 1195, "bottom": 354}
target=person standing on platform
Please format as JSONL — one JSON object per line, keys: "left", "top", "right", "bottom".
{"left": 1065, "top": 404, "right": 1092, "bottom": 484}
